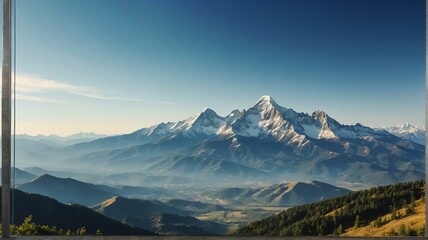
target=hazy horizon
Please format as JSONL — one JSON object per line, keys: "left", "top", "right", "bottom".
{"left": 14, "top": 94, "right": 427, "bottom": 137}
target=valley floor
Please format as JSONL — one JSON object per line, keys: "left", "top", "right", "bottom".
{"left": 196, "top": 205, "right": 289, "bottom": 232}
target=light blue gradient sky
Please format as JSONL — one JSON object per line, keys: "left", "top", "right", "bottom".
{"left": 5, "top": 0, "right": 425, "bottom": 135}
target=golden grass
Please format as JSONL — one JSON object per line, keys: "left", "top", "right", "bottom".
{"left": 98, "top": 196, "right": 118, "bottom": 208}
{"left": 341, "top": 199, "right": 425, "bottom": 236}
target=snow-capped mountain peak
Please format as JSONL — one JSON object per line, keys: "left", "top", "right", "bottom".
{"left": 202, "top": 107, "right": 217, "bottom": 115}
{"left": 312, "top": 110, "right": 328, "bottom": 121}
{"left": 225, "top": 109, "right": 242, "bottom": 123}
{"left": 396, "top": 123, "right": 424, "bottom": 132}
{"left": 298, "top": 110, "right": 337, "bottom": 139}
{"left": 254, "top": 95, "right": 281, "bottom": 111}
{"left": 61, "top": 97, "right": 424, "bottom": 187}
{"left": 257, "top": 95, "right": 275, "bottom": 102}
{"left": 229, "top": 108, "right": 241, "bottom": 115}
{"left": 174, "top": 108, "right": 226, "bottom": 137}
{"left": 224, "top": 96, "right": 299, "bottom": 140}
{"left": 378, "top": 123, "right": 425, "bottom": 145}
{"left": 135, "top": 96, "right": 416, "bottom": 146}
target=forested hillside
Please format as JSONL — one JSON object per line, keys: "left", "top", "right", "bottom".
{"left": 235, "top": 180, "right": 424, "bottom": 236}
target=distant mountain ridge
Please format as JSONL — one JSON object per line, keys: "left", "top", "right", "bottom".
{"left": 18, "top": 174, "right": 115, "bottom": 206}
{"left": 21, "top": 96, "right": 424, "bottom": 185}
{"left": 0, "top": 168, "right": 36, "bottom": 184}
{"left": 16, "top": 132, "right": 108, "bottom": 147}
{"left": 17, "top": 174, "right": 180, "bottom": 206}
{"left": 377, "top": 123, "right": 425, "bottom": 145}
{"left": 211, "top": 180, "right": 350, "bottom": 206}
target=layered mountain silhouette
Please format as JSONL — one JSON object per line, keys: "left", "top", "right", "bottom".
{"left": 0, "top": 168, "right": 37, "bottom": 184}
{"left": 21, "top": 96, "right": 424, "bottom": 185}
{"left": 94, "top": 196, "right": 227, "bottom": 235}
{"left": 17, "top": 174, "right": 179, "bottom": 206}
{"left": 3, "top": 188, "right": 153, "bottom": 235}
{"left": 17, "top": 173, "right": 350, "bottom": 208}
{"left": 94, "top": 196, "right": 192, "bottom": 220}
{"left": 18, "top": 174, "right": 115, "bottom": 206}
{"left": 16, "top": 132, "right": 108, "bottom": 147}
{"left": 211, "top": 180, "right": 350, "bottom": 206}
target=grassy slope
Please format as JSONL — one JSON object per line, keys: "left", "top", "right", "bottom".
{"left": 342, "top": 198, "right": 425, "bottom": 236}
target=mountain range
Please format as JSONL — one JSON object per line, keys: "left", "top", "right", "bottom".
{"left": 17, "top": 173, "right": 349, "bottom": 208}
{"left": 16, "top": 132, "right": 108, "bottom": 147}
{"left": 378, "top": 123, "right": 425, "bottom": 145}
{"left": 15, "top": 133, "right": 108, "bottom": 167}
{"left": 19, "top": 96, "right": 424, "bottom": 186}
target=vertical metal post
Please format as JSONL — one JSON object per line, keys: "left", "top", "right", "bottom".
{"left": 426, "top": 0, "right": 428, "bottom": 237}
{"left": 2, "top": 0, "right": 11, "bottom": 238}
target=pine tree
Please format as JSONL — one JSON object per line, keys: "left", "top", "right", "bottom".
{"left": 354, "top": 215, "right": 360, "bottom": 228}
{"left": 337, "top": 224, "right": 343, "bottom": 235}
{"left": 373, "top": 216, "right": 382, "bottom": 227}
{"left": 391, "top": 205, "right": 397, "bottom": 220}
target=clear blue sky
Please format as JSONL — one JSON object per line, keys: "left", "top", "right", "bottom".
{"left": 4, "top": 0, "right": 426, "bottom": 135}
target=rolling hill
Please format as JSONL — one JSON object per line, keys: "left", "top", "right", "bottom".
{"left": 94, "top": 196, "right": 227, "bottom": 235}
{"left": 94, "top": 196, "right": 192, "bottom": 223}
{"left": 17, "top": 173, "right": 192, "bottom": 206}
{"left": 211, "top": 180, "right": 350, "bottom": 206}
{"left": 2, "top": 188, "right": 153, "bottom": 235}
